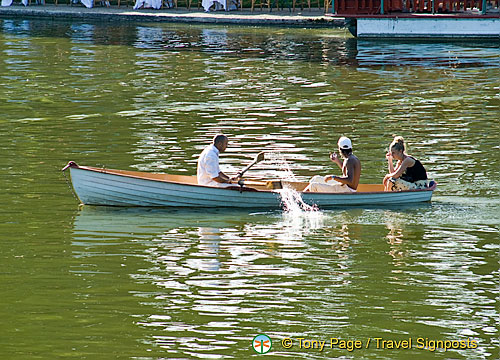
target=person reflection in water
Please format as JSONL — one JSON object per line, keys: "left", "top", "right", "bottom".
{"left": 305, "top": 136, "right": 361, "bottom": 193}
{"left": 197, "top": 134, "right": 239, "bottom": 188}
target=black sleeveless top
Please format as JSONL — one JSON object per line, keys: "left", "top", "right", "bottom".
{"left": 401, "top": 156, "right": 427, "bottom": 182}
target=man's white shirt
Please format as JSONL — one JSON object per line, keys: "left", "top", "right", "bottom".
{"left": 197, "top": 144, "right": 231, "bottom": 187}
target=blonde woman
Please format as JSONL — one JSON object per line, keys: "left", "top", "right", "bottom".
{"left": 383, "top": 136, "right": 428, "bottom": 191}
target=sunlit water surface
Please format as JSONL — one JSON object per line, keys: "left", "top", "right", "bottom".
{"left": 0, "top": 18, "right": 498, "bottom": 359}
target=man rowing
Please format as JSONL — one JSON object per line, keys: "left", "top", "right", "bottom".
{"left": 304, "top": 136, "right": 361, "bottom": 193}
{"left": 197, "top": 134, "right": 240, "bottom": 187}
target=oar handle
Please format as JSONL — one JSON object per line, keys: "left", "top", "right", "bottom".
{"left": 237, "top": 160, "right": 257, "bottom": 178}
{"left": 237, "top": 179, "right": 283, "bottom": 190}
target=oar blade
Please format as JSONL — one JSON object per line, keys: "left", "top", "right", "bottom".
{"left": 255, "top": 152, "right": 265, "bottom": 163}
{"left": 238, "top": 152, "right": 266, "bottom": 177}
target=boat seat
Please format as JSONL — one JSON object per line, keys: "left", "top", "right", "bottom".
{"left": 357, "top": 184, "right": 385, "bottom": 192}
{"left": 163, "top": 174, "right": 198, "bottom": 184}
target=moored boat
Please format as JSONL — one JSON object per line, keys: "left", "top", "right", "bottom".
{"left": 346, "top": 14, "right": 500, "bottom": 38}
{"left": 63, "top": 161, "right": 437, "bottom": 209}
{"left": 327, "top": 0, "right": 500, "bottom": 38}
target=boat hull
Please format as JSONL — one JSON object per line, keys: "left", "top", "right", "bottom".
{"left": 69, "top": 167, "right": 282, "bottom": 208}
{"left": 68, "top": 165, "right": 435, "bottom": 209}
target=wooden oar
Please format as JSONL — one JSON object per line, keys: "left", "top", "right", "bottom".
{"left": 237, "top": 152, "right": 265, "bottom": 178}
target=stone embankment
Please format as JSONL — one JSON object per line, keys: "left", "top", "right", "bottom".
{"left": 0, "top": 4, "right": 345, "bottom": 28}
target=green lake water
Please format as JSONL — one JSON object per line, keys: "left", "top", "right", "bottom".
{"left": 0, "top": 18, "right": 498, "bottom": 359}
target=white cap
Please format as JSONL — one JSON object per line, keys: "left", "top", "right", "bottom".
{"left": 338, "top": 136, "right": 352, "bottom": 150}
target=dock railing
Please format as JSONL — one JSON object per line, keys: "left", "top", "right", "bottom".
{"left": 331, "top": 0, "right": 499, "bottom": 14}
{"left": 4, "top": 0, "right": 499, "bottom": 14}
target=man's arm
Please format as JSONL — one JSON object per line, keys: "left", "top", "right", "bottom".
{"left": 330, "top": 159, "right": 358, "bottom": 189}
{"left": 212, "top": 171, "right": 232, "bottom": 184}
{"left": 330, "top": 152, "right": 343, "bottom": 170}
{"left": 203, "top": 154, "right": 233, "bottom": 184}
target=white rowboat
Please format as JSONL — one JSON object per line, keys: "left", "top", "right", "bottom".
{"left": 63, "top": 162, "right": 437, "bottom": 209}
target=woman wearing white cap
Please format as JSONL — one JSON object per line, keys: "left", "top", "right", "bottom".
{"left": 304, "top": 136, "right": 361, "bottom": 193}
{"left": 383, "top": 136, "right": 428, "bottom": 191}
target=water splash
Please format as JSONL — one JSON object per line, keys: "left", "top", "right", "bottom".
{"left": 266, "top": 151, "right": 319, "bottom": 213}
{"left": 277, "top": 186, "right": 324, "bottom": 240}
{"left": 278, "top": 187, "right": 317, "bottom": 213}
{"left": 265, "top": 152, "right": 299, "bottom": 182}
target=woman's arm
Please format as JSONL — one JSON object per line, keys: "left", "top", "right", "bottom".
{"left": 383, "top": 158, "right": 413, "bottom": 190}
{"left": 387, "top": 157, "right": 414, "bottom": 179}
{"left": 386, "top": 152, "right": 395, "bottom": 173}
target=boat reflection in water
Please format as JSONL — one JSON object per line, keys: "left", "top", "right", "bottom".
{"left": 71, "top": 205, "right": 322, "bottom": 272}
{"left": 355, "top": 39, "right": 500, "bottom": 68}
{"left": 69, "top": 202, "right": 498, "bottom": 359}
{"left": 70, "top": 206, "right": 324, "bottom": 329}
